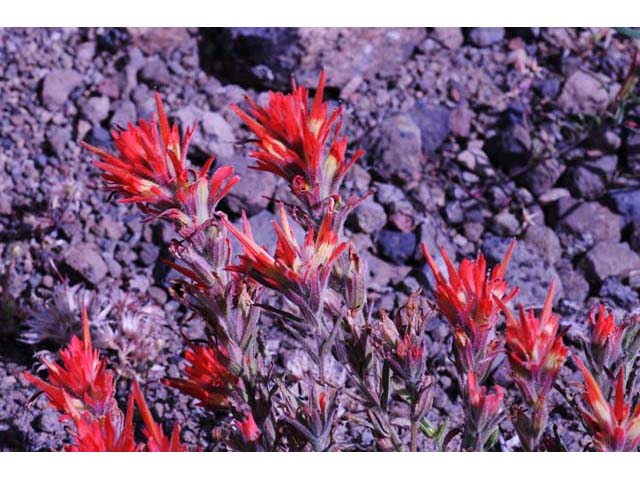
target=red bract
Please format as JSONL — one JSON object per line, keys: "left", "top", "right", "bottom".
{"left": 498, "top": 279, "right": 568, "bottom": 450}
{"left": 65, "top": 398, "right": 138, "bottom": 452}
{"left": 23, "top": 306, "right": 115, "bottom": 422}
{"left": 82, "top": 93, "right": 239, "bottom": 228}
{"left": 422, "top": 240, "right": 518, "bottom": 379}
{"left": 500, "top": 279, "right": 568, "bottom": 404}
{"left": 231, "top": 71, "right": 364, "bottom": 211}
{"left": 132, "top": 380, "right": 189, "bottom": 452}
{"left": 223, "top": 199, "right": 346, "bottom": 314}
{"left": 587, "top": 304, "right": 625, "bottom": 374}
{"left": 236, "top": 412, "right": 261, "bottom": 444}
{"left": 164, "top": 345, "right": 238, "bottom": 410}
{"left": 574, "top": 358, "right": 640, "bottom": 451}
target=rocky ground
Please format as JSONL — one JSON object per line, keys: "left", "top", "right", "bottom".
{"left": 1, "top": 27, "right": 640, "bottom": 451}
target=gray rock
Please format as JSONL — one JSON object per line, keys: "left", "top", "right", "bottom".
{"left": 62, "top": 243, "right": 109, "bottom": 285}
{"left": 354, "top": 198, "right": 387, "bottom": 233}
{"left": 140, "top": 58, "right": 171, "bottom": 86}
{"left": 600, "top": 277, "right": 639, "bottom": 309}
{"left": 566, "top": 155, "right": 617, "bottom": 200}
{"left": 432, "top": 28, "right": 464, "bottom": 49}
{"left": 519, "top": 158, "right": 565, "bottom": 197}
{"left": 524, "top": 224, "right": 562, "bottom": 264}
{"left": 223, "top": 156, "right": 277, "bottom": 216}
{"left": 556, "top": 259, "right": 589, "bottom": 304}
{"left": 128, "top": 27, "right": 190, "bottom": 55}
{"left": 485, "top": 124, "right": 532, "bottom": 169}
{"left": 448, "top": 105, "right": 473, "bottom": 138}
{"left": 492, "top": 211, "right": 519, "bottom": 236}
{"left": 200, "top": 111, "right": 236, "bottom": 159}
{"left": 410, "top": 101, "right": 450, "bottom": 153}
{"left": 37, "top": 410, "right": 61, "bottom": 433}
{"left": 583, "top": 241, "right": 640, "bottom": 282}
{"left": 468, "top": 28, "right": 505, "bottom": 47}
{"left": 482, "top": 235, "right": 561, "bottom": 308}
{"left": 176, "top": 106, "right": 235, "bottom": 158}
{"left": 606, "top": 188, "right": 640, "bottom": 226}
{"left": 374, "top": 114, "right": 423, "bottom": 184}
{"left": 378, "top": 229, "right": 416, "bottom": 264}
{"left": 558, "top": 70, "right": 613, "bottom": 114}
{"left": 558, "top": 201, "right": 621, "bottom": 243}
{"left": 41, "top": 69, "right": 82, "bottom": 109}
{"left": 45, "top": 127, "right": 71, "bottom": 157}
{"left": 110, "top": 100, "right": 137, "bottom": 128}
{"left": 80, "top": 96, "right": 110, "bottom": 125}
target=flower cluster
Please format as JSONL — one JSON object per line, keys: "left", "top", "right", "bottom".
{"left": 223, "top": 199, "right": 346, "bottom": 319}
{"left": 25, "top": 306, "right": 188, "bottom": 451}
{"left": 574, "top": 358, "right": 640, "bottom": 451}
{"left": 164, "top": 344, "right": 239, "bottom": 410}
{"left": 422, "top": 240, "right": 518, "bottom": 381}
{"left": 82, "top": 93, "right": 239, "bottom": 233}
{"left": 232, "top": 70, "right": 364, "bottom": 213}
{"left": 499, "top": 280, "right": 569, "bottom": 450}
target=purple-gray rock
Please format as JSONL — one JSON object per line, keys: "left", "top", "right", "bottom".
{"left": 468, "top": 28, "right": 505, "bottom": 47}
{"left": 565, "top": 155, "right": 617, "bottom": 200}
{"left": 80, "top": 96, "right": 111, "bottom": 125}
{"left": 140, "top": 58, "right": 171, "bottom": 86}
{"left": 583, "top": 241, "right": 640, "bottom": 282}
{"left": 378, "top": 229, "right": 416, "bottom": 264}
{"left": 432, "top": 28, "right": 464, "bottom": 49}
{"left": 558, "top": 201, "right": 621, "bottom": 243}
{"left": 374, "top": 114, "right": 423, "bottom": 184}
{"left": 62, "top": 243, "right": 109, "bottom": 285}
{"left": 600, "top": 277, "right": 639, "bottom": 309}
{"left": 354, "top": 198, "right": 387, "bottom": 233}
{"left": 410, "top": 101, "right": 450, "bottom": 153}
{"left": 41, "top": 69, "right": 82, "bottom": 109}
{"left": 524, "top": 224, "right": 562, "bottom": 264}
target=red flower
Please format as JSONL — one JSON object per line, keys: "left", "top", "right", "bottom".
{"left": 574, "top": 358, "right": 640, "bottom": 451}
{"left": 65, "top": 397, "right": 138, "bottom": 452}
{"left": 24, "top": 306, "right": 115, "bottom": 422}
{"left": 499, "top": 279, "right": 568, "bottom": 404}
{"left": 587, "top": 304, "right": 625, "bottom": 373}
{"left": 132, "top": 380, "right": 188, "bottom": 452}
{"left": 232, "top": 71, "right": 364, "bottom": 211}
{"left": 83, "top": 93, "right": 239, "bottom": 228}
{"left": 223, "top": 200, "right": 346, "bottom": 310}
{"left": 164, "top": 345, "right": 238, "bottom": 410}
{"left": 236, "top": 412, "right": 261, "bottom": 444}
{"left": 422, "top": 240, "right": 518, "bottom": 378}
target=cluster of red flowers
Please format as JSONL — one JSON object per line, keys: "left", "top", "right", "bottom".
{"left": 25, "top": 307, "right": 187, "bottom": 452}
{"left": 82, "top": 93, "right": 239, "bottom": 233}
{"left": 23, "top": 71, "right": 640, "bottom": 453}
{"left": 231, "top": 70, "right": 363, "bottom": 212}
{"left": 422, "top": 240, "right": 518, "bottom": 382}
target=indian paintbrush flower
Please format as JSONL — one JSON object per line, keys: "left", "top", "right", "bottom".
{"left": 422, "top": 240, "right": 518, "bottom": 381}
{"left": 232, "top": 71, "right": 364, "bottom": 213}
{"left": 24, "top": 306, "right": 116, "bottom": 422}
{"left": 164, "top": 344, "right": 239, "bottom": 410}
{"left": 498, "top": 279, "right": 569, "bottom": 450}
{"left": 223, "top": 199, "right": 346, "bottom": 318}
{"left": 574, "top": 357, "right": 640, "bottom": 451}
{"left": 82, "top": 93, "right": 239, "bottom": 232}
